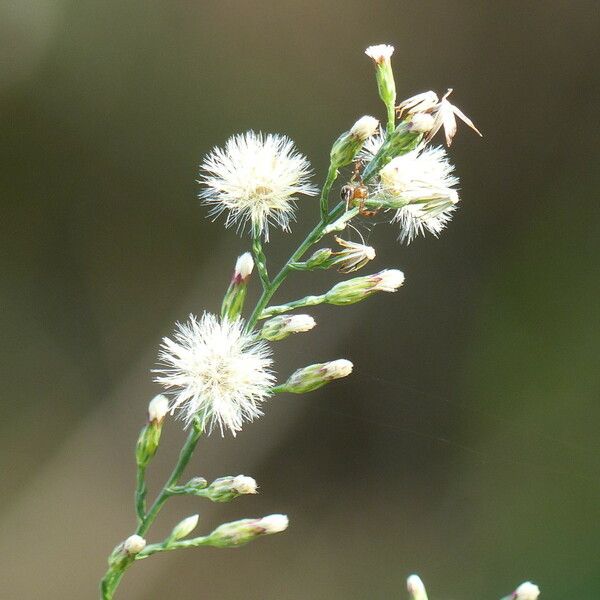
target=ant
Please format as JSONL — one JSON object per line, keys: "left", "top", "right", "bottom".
{"left": 340, "top": 161, "right": 379, "bottom": 217}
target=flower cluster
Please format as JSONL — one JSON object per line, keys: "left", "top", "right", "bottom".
{"left": 154, "top": 43, "right": 481, "bottom": 438}
{"left": 101, "top": 42, "right": 489, "bottom": 600}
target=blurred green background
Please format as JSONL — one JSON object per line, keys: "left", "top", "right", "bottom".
{"left": 1, "top": 1, "right": 599, "bottom": 598}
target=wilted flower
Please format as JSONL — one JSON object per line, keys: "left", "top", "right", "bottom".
{"left": 199, "top": 131, "right": 317, "bottom": 239}
{"left": 332, "top": 236, "right": 376, "bottom": 273}
{"left": 377, "top": 146, "right": 459, "bottom": 244}
{"left": 155, "top": 313, "right": 275, "bottom": 435}
{"left": 397, "top": 89, "right": 481, "bottom": 146}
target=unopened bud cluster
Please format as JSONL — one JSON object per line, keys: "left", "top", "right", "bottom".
{"left": 208, "top": 514, "right": 289, "bottom": 548}
{"left": 202, "top": 475, "right": 258, "bottom": 502}
{"left": 277, "top": 359, "right": 353, "bottom": 394}
{"left": 326, "top": 269, "right": 404, "bottom": 305}
{"left": 261, "top": 314, "right": 316, "bottom": 341}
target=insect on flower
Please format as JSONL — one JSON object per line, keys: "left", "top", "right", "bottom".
{"left": 340, "top": 161, "right": 378, "bottom": 217}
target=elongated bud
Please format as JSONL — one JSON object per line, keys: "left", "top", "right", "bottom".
{"left": 208, "top": 514, "right": 289, "bottom": 548}
{"left": 185, "top": 476, "right": 208, "bottom": 490}
{"left": 276, "top": 359, "right": 353, "bottom": 394}
{"left": 203, "top": 475, "right": 258, "bottom": 502}
{"left": 261, "top": 314, "right": 316, "bottom": 341}
{"left": 136, "top": 396, "right": 168, "bottom": 468}
{"left": 511, "top": 582, "right": 540, "bottom": 600}
{"left": 365, "top": 44, "right": 396, "bottom": 110}
{"left": 170, "top": 514, "right": 199, "bottom": 541}
{"left": 305, "top": 248, "right": 333, "bottom": 269}
{"left": 123, "top": 534, "right": 146, "bottom": 555}
{"left": 351, "top": 115, "right": 380, "bottom": 140}
{"left": 330, "top": 115, "right": 380, "bottom": 169}
{"left": 324, "top": 269, "right": 404, "bottom": 306}
{"left": 148, "top": 394, "right": 169, "bottom": 424}
{"left": 407, "top": 575, "right": 428, "bottom": 600}
{"left": 221, "top": 252, "right": 254, "bottom": 320}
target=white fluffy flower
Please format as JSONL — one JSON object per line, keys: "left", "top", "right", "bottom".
{"left": 155, "top": 313, "right": 275, "bottom": 435}
{"left": 199, "top": 131, "right": 317, "bottom": 239}
{"left": 365, "top": 44, "right": 394, "bottom": 63}
{"left": 378, "top": 146, "right": 460, "bottom": 244}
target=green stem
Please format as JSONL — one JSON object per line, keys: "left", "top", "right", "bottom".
{"left": 386, "top": 101, "right": 396, "bottom": 137}
{"left": 320, "top": 164, "right": 339, "bottom": 221}
{"left": 260, "top": 294, "right": 327, "bottom": 319}
{"left": 136, "top": 536, "right": 211, "bottom": 559}
{"left": 251, "top": 227, "right": 270, "bottom": 289}
{"left": 137, "top": 423, "right": 203, "bottom": 537}
{"left": 245, "top": 201, "right": 346, "bottom": 331}
{"left": 100, "top": 423, "right": 203, "bottom": 600}
{"left": 134, "top": 465, "right": 147, "bottom": 526}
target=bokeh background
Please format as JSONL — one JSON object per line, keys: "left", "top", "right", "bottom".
{"left": 1, "top": 1, "right": 599, "bottom": 598}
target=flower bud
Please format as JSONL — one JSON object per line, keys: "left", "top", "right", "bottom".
{"left": 324, "top": 269, "right": 404, "bottom": 305}
{"left": 170, "top": 514, "right": 199, "bottom": 541}
{"left": 350, "top": 115, "right": 380, "bottom": 141}
{"left": 407, "top": 575, "right": 428, "bottom": 600}
{"left": 365, "top": 44, "right": 396, "bottom": 110}
{"left": 204, "top": 475, "right": 258, "bottom": 502}
{"left": 512, "top": 582, "right": 540, "bottom": 600}
{"left": 185, "top": 476, "right": 208, "bottom": 490}
{"left": 136, "top": 396, "right": 169, "bottom": 468}
{"left": 276, "top": 359, "right": 353, "bottom": 394}
{"left": 261, "top": 314, "right": 316, "bottom": 341}
{"left": 257, "top": 514, "right": 289, "bottom": 533}
{"left": 234, "top": 252, "right": 254, "bottom": 281}
{"left": 208, "top": 514, "right": 289, "bottom": 548}
{"left": 221, "top": 252, "right": 254, "bottom": 320}
{"left": 147, "top": 394, "right": 169, "bottom": 424}
{"left": 330, "top": 115, "right": 380, "bottom": 169}
{"left": 304, "top": 247, "right": 334, "bottom": 269}
{"left": 123, "top": 534, "right": 146, "bottom": 555}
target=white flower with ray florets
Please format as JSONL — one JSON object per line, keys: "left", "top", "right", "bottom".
{"left": 377, "top": 146, "right": 460, "bottom": 244}
{"left": 199, "top": 131, "right": 317, "bottom": 240}
{"left": 155, "top": 313, "right": 275, "bottom": 435}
